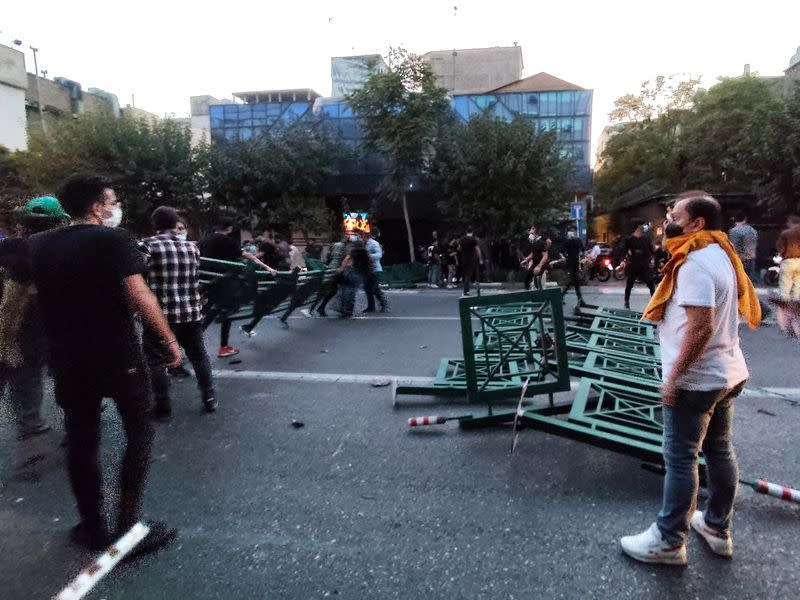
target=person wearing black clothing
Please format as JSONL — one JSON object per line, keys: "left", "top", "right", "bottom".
{"left": 459, "top": 229, "right": 483, "bottom": 296}
{"left": 28, "top": 174, "right": 180, "bottom": 553}
{"left": 339, "top": 241, "right": 371, "bottom": 316}
{"left": 623, "top": 221, "right": 656, "bottom": 309}
{"left": 521, "top": 226, "right": 548, "bottom": 291}
{"left": 199, "top": 219, "right": 276, "bottom": 355}
{"left": 562, "top": 227, "right": 585, "bottom": 303}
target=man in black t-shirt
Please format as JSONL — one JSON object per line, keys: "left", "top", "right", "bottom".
{"left": 521, "top": 225, "right": 548, "bottom": 291}
{"left": 459, "top": 229, "right": 483, "bottom": 296}
{"left": 623, "top": 221, "right": 656, "bottom": 309}
{"left": 562, "top": 226, "right": 585, "bottom": 304}
{"left": 199, "top": 218, "right": 276, "bottom": 355}
{"left": 29, "top": 174, "right": 181, "bottom": 554}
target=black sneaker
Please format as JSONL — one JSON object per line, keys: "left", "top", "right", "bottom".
{"left": 203, "top": 397, "right": 218, "bottom": 413}
{"left": 168, "top": 365, "right": 191, "bottom": 378}
{"left": 70, "top": 522, "right": 111, "bottom": 552}
{"left": 121, "top": 521, "right": 177, "bottom": 562}
{"left": 316, "top": 306, "right": 327, "bottom": 317}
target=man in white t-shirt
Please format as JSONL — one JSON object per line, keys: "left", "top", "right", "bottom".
{"left": 621, "top": 192, "right": 753, "bottom": 566}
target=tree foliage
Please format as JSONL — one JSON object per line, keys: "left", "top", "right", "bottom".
{"left": 198, "top": 122, "right": 344, "bottom": 236}
{"left": 347, "top": 48, "right": 451, "bottom": 260}
{"left": 17, "top": 113, "right": 199, "bottom": 231}
{"left": 596, "top": 75, "right": 800, "bottom": 214}
{"left": 429, "top": 114, "right": 572, "bottom": 239}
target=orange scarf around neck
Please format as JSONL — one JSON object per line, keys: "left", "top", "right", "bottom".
{"left": 642, "top": 229, "right": 761, "bottom": 329}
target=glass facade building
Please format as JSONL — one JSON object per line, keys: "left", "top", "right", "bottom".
{"left": 209, "top": 88, "right": 592, "bottom": 191}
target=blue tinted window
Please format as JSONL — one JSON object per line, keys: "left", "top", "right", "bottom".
{"left": 224, "top": 128, "right": 238, "bottom": 141}
{"left": 558, "top": 92, "right": 574, "bottom": 115}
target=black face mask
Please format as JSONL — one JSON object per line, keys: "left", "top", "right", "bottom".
{"left": 664, "top": 223, "right": 684, "bottom": 238}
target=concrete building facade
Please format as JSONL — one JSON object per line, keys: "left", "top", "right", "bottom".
{"left": 423, "top": 46, "right": 523, "bottom": 95}
{"left": 0, "top": 44, "right": 28, "bottom": 151}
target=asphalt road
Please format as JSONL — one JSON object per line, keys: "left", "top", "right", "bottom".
{"left": 1, "top": 283, "right": 798, "bottom": 599}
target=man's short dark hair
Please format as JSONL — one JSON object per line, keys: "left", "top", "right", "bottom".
{"left": 58, "top": 174, "right": 112, "bottom": 219}
{"left": 151, "top": 206, "right": 180, "bottom": 231}
{"left": 735, "top": 213, "right": 747, "bottom": 223}
{"left": 678, "top": 190, "right": 722, "bottom": 230}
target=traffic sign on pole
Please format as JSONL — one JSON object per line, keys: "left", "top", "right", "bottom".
{"left": 570, "top": 201, "right": 585, "bottom": 221}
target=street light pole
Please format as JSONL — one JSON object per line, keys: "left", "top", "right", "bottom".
{"left": 30, "top": 45, "right": 47, "bottom": 134}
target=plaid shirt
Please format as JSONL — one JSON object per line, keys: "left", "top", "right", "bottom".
{"left": 143, "top": 233, "right": 202, "bottom": 324}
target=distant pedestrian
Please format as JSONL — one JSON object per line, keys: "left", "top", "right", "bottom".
{"left": 363, "top": 231, "right": 388, "bottom": 313}
{"left": 521, "top": 225, "right": 548, "bottom": 291}
{"left": 776, "top": 215, "right": 800, "bottom": 301}
{"left": 623, "top": 221, "right": 656, "bottom": 309}
{"left": 143, "top": 206, "right": 217, "bottom": 420}
{"left": 199, "top": 217, "right": 276, "bottom": 355}
{"left": 426, "top": 238, "right": 442, "bottom": 288}
{"left": 561, "top": 226, "right": 585, "bottom": 304}
{"left": 459, "top": 228, "right": 483, "bottom": 296}
{"left": 29, "top": 174, "right": 180, "bottom": 553}
{"left": 727, "top": 214, "right": 758, "bottom": 281}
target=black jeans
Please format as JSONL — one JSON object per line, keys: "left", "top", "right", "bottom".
{"left": 562, "top": 266, "right": 583, "bottom": 300}
{"left": 143, "top": 322, "right": 215, "bottom": 411}
{"left": 462, "top": 261, "right": 478, "bottom": 294}
{"left": 56, "top": 362, "right": 154, "bottom": 534}
{"left": 203, "top": 308, "right": 231, "bottom": 348}
{"left": 624, "top": 263, "right": 655, "bottom": 304}
{"left": 524, "top": 268, "right": 543, "bottom": 291}
{"left": 365, "top": 272, "right": 387, "bottom": 311}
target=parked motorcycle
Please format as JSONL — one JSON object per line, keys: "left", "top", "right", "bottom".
{"left": 589, "top": 255, "right": 614, "bottom": 282}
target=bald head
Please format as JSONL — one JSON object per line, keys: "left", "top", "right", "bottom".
{"left": 673, "top": 191, "right": 722, "bottom": 231}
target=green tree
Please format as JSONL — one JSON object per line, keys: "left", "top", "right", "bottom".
{"left": 428, "top": 113, "right": 572, "bottom": 238}
{"left": 17, "top": 113, "right": 199, "bottom": 232}
{"left": 679, "top": 76, "right": 785, "bottom": 195}
{"left": 347, "top": 48, "right": 450, "bottom": 261}
{"left": 609, "top": 75, "right": 702, "bottom": 124}
{"left": 199, "top": 121, "right": 344, "bottom": 236}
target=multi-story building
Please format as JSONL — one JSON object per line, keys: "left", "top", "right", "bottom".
{"left": 0, "top": 44, "right": 29, "bottom": 151}
{"left": 201, "top": 46, "right": 593, "bottom": 257}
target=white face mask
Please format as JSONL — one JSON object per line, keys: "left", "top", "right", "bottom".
{"left": 567, "top": 231, "right": 576, "bottom": 239}
{"left": 175, "top": 232, "right": 188, "bottom": 241}
{"left": 528, "top": 234, "right": 536, "bottom": 242}
{"left": 102, "top": 206, "right": 123, "bottom": 228}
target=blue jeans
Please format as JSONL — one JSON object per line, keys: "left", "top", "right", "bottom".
{"left": 340, "top": 269, "right": 363, "bottom": 315}
{"left": 657, "top": 381, "right": 746, "bottom": 545}
{"left": 428, "top": 263, "right": 440, "bottom": 286}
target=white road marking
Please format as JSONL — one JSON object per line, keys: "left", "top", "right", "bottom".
{"left": 211, "top": 369, "right": 800, "bottom": 400}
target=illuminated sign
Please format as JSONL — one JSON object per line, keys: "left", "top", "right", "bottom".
{"left": 343, "top": 211, "right": 370, "bottom": 234}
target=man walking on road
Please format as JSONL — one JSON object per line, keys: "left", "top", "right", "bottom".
{"left": 621, "top": 191, "right": 760, "bottom": 566}
{"left": 143, "top": 206, "right": 217, "bottom": 419}
{"left": 459, "top": 228, "right": 483, "bottom": 296}
{"left": 28, "top": 174, "right": 181, "bottom": 553}
{"left": 623, "top": 221, "right": 656, "bottom": 309}
{"left": 777, "top": 215, "right": 800, "bottom": 301}
{"left": 727, "top": 213, "right": 758, "bottom": 281}
{"left": 561, "top": 225, "right": 585, "bottom": 304}
{"left": 521, "top": 225, "right": 548, "bottom": 291}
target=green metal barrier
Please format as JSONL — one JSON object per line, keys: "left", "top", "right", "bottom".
{"left": 395, "top": 289, "right": 571, "bottom": 407}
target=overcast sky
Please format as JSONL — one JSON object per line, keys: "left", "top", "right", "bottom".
{"left": 4, "top": 0, "right": 800, "bottom": 164}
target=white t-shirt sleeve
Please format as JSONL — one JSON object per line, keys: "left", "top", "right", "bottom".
{"left": 675, "top": 260, "right": 715, "bottom": 308}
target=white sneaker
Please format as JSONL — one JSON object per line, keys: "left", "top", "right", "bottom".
{"left": 690, "top": 511, "right": 733, "bottom": 557}
{"left": 620, "top": 523, "right": 687, "bottom": 566}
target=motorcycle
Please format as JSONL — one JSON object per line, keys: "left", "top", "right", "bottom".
{"left": 588, "top": 254, "right": 614, "bottom": 282}
{"left": 765, "top": 252, "right": 782, "bottom": 287}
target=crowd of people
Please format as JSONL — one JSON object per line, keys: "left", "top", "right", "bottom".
{"left": 2, "top": 175, "right": 800, "bottom": 571}
{"left": 0, "top": 173, "right": 393, "bottom": 558}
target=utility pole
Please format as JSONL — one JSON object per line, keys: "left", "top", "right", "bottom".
{"left": 30, "top": 46, "right": 47, "bottom": 134}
